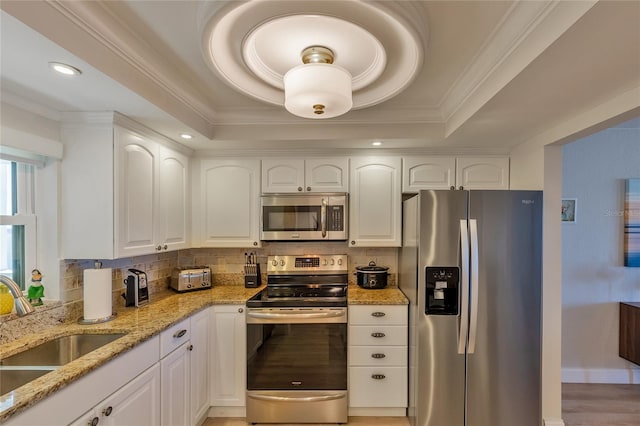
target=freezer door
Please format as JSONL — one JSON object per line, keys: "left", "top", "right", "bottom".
{"left": 414, "top": 190, "right": 467, "bottom": 426}
{"left": 466, "top": 191, "right": 542, "bottom": 426}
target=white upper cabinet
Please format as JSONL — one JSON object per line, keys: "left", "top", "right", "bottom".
{"left": 262, "top": 158, "right": 348, "bottom": 193}
{"left": 402, "top": 156, "right": 455, "bottom": 192}
{"left": 402, "top": 156, "right": 509, "bottom": 192}
{"left": 455, "top": 157, "right": 509, "bottom": 190}
{"left": 197, "top": 158, "right": 261, "bottom": 248}
{"left": 61, "top": 113, "right": 191, "bottom": 259}
{"left": 349, "top": 157, "right": 401, "bottom": 247}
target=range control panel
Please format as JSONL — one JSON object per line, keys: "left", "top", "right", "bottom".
{"left": 267, "top": 255, "right": 347, "bottom": 275}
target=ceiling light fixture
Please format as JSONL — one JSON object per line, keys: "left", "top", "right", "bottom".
{"left": 48, "top": 62, "right": 82, "bottom": 76}
{"left": 283, "top": 46, "right": 352, "bottom": 119}
{"left": 180, "top": 133, "right": 193, "bottom": 140}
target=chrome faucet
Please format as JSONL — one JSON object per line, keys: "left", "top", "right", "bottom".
{"left": 0, "top": 274, "right": 36, "bottom": 316}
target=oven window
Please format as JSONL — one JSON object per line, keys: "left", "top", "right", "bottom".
{"left": 263, "top": 206, "right": 321, "bottom": 231}
{"left": 247, "top": 323, "right": 347, "bottom": 390}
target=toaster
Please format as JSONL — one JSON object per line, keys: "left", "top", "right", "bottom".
{"left": 171, "top": 266, "right": 212, "bottom": 292}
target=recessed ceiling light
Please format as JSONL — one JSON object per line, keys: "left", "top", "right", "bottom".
{"left": 372, "top": 141, "right": 382, "bottom": 146}
{"left": 48, "top": 62, "right": 82, "bottom": 76}
{"left": 180, "top": 133, "right": 193, "bottom": 140}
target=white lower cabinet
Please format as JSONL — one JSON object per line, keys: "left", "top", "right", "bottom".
{"left": 348, "top": 305, "right": 408, "bottom": 415}
{"left": 71, "top": 364, "right": 161, "bottom": 426}
{"left": 210, "top": 305, "right": 246, "bottom": 412}
{"left": 161, "top": 342, "right": 191, "bottom": 426}
{"left": 190, "top": 309, "right": 211, "bottom": 424}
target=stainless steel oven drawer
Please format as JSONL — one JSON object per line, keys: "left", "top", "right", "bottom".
{"left": 246, "top": 390, "right": 347, "bottom": 424}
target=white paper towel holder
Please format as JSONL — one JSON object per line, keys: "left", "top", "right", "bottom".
{"left": 78, "top": 261, "right": 117, "bottom": 325}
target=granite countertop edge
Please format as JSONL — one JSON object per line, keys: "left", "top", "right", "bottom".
{"left": 0, "top": 284, "right": 407, "bottom": 421}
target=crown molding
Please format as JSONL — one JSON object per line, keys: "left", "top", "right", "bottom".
{"left": 1, "top": 91, "right": 62, "bottom": 122}
{"left": 440, "top": 0, "right": 597, "bottom": 137}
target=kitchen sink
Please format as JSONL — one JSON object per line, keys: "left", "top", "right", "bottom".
{"left": 0, "top": 333, "right": 126, "bottom": 395}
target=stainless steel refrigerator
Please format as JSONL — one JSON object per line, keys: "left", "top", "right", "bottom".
{"left": 399, "top": 190, "right": 542, "bottom": 426}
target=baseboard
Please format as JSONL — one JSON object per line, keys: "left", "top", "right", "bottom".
{"left": 562, "top": 367, "right": 640, "bottom": 384}
{"left": 348, "top": 407, "right": 406, "bottom": 416}
{"left": 543, "top": 418, "right": 565, "bottom": 426}
{"left": 207, "top": 406, "right": 246, "bottom": 417}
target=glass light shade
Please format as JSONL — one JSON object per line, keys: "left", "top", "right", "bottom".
{"left": 284, "top": 63, "right": 352, "bottom": 119}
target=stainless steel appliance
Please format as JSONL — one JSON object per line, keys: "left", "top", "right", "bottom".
{"left": 245, "top": 254, "right": 348, "bottom": 424}
{"left": 399, "top": 190, "right": 542, "bottom": 426}
{"left": 170, "top": 266, "right": 212, "bottom": 292}
{"left": 260, "top": 193, "right": 348, "bottom": 241}
{"left": 122, "top": 268, "right": 149, "bottom": 307}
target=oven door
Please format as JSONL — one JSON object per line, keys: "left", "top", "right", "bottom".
{"left": 246, "top": 307, "right": 348, "bottom": 423}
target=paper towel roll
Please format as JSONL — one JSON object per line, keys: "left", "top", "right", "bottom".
{"left": 83, "top": 268, "right": 113, "bottom": 320}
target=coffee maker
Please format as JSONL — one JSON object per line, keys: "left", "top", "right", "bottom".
{"left": 122, "top": 268, "right": 149, "bottom": 307}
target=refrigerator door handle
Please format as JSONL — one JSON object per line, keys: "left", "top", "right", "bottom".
{"left": 468, "top": 219, "right": 480, "bottom": 354}
{"left": 458, "top": 219, "right": 470, "bottom": 354}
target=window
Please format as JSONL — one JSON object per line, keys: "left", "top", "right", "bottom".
{"left": 0, "top": 159, "right": 36, "bottom": 290}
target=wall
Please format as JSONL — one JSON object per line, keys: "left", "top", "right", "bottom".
{"left": 561, "top": 118, "right": 640, "bottom": 384}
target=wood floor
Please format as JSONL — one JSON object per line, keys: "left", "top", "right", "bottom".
{"left": 204, "top": 384, "right": 640, "bottom": 426}
{"left": 563, "top": 383, "right": 640, "bottom": 426}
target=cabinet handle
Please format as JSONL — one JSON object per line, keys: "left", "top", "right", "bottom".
{"left": 371, "top": 312, "right": 386, "bottom": 317}
{"left": 371, "top": 374, "right": 386, "bottom": 380}
{"left": 89, "top": 417, "right": 99, "bottom": 426}
{"left": 173, "top": 329, "right": 187, "bottom": 339}
{"left": 297, "top": 186, "right": 303, "bottom": 192}
{"left": 188, "top": 344, "right": 193, "bottom": 351}
{"left": 102, "top": 406, "right": 113, "bottom": 416}
{"left": 371, "top": 353, "right": 386, "bottom": 359}
{"left": 306, "top": 186, "right": 311, "bottom": 192}
{"left": 238, "top": 307, "right": 244, "bottom": 313}
{"left": 371, "top": 332, "right": 386, "bottom": 338}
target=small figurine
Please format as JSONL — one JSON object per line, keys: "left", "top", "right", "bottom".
{"left": 28, "top": 268, "right": 44, "bottom": 306}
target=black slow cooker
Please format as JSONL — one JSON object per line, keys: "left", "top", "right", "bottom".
{"left": 355, "top": 261, "right": 389, "bottom": 289}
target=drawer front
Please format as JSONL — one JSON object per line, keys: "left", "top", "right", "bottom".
{"left": 349, "top": 305, "right": 407, "bottom": 326}
{"left": 349, "top": 366, "right": 408, "bottom": 407}
{"left": 349, "top": 346, "right": 407, "bottom": 366}
{"left": 160, "top": 317, "right": 191, "bottom": 358}
{"left": 349, "top": 325, "right": 407, "bottom": 346}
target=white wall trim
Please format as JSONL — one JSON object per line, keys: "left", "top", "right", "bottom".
{"left": 543, "top": 418, "right": 565, "bottom": 426}
{"left": 562, "top": 368, "right": 640, "bottom": 384}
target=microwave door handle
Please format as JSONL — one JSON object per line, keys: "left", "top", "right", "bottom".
{"left": 321, "top": 198, "right": 327, "bottom": 238}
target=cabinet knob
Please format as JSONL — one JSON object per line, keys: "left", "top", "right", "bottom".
{"left": 371, "top": 374, "right": 386, "bottom": 380}
{"left": 350, "top": 241, "right": 356, "bottom": 245}
{"left": 156, "top": 245, "right": 162, "bottom": 251}
{"left": 253, "top": 241, "right": 258, "bottom": 246}
{"left": 306, "top": 186, "right": 311, "bottom": 192}
{"left": 459, "top": 185, "right": 464, "bottom": 190}
{"left": 238, "top": 307, "right": 244, "bottom": 313}
{"left": 188, "top": 344, "right": 194, "bottom": 351}
{"left": 102, "top": 406, "right": 113, "bottom": 416}
{"left": 163, "top": 244, "right": 168, "bottom": 250}
{"left": 89, "top": 417, "right": 100, "bottom": 426}
{"left": 371, "top": 312, "right": 386, "bottom": 317}
{"left": 371, "top": 332, "right": 386, "bottom": 338}
{"left": 297, "top": 186, "right": 303, "bottom": 192}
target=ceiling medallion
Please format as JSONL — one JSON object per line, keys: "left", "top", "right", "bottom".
{"left": 202, "top": 2, "right": 424, "bottom": 118}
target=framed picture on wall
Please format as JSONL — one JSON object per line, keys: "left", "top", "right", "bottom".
{"left": 561, "top": 198, "right": 577, "bottom": 223}
{"left": 624, "top": 179, "right": 640, "bottom": 267}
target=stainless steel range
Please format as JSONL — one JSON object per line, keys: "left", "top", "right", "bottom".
{"left": 245, "top": 254, "right": 348, "bottom": 424}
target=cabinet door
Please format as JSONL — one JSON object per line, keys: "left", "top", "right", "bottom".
{"left": 305, "top": 158, "right": 349, "bottom": 192}
{"left": 402, "top": 156, "right": 455, "bottom": 192}
{"left": 161, "top": 343, "right": 191, "bottom": 426}
{"left": 190, "top": 309, "right": 210, "bottom": 425}
{"left": 158, "top": 146, "right": 189, "bottom": 251}
{"left": 262, "top": 158, "right": 305, "bottom": 193}
{"left": 200, "top": 159, "right": 261, "bottom": 247}
{"left": 349, "top": 157, "right": 401, "bottom": 247}
{"left": 116, "top": 127, "right": 159, "bottom": 257}
{"left": 455, "top": 157, "right": 509, "bottom": 190}
{"left": 210, "top": 305, "right": 246, "bottom": 407}
{"left": 100, "top": 363, "right": 161, "bottom": 426}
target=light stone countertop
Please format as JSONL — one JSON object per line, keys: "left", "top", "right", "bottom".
{"left": 0, "top": 283, "right": 406, "bottom": 422}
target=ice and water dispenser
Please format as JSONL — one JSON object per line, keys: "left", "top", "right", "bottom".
{"left": 425, "top": 267, "right": 459, "bottom": 315}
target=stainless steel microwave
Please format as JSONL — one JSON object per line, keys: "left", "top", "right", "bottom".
{"left": 261, "top": 193, "right": 348, "bottom": 241}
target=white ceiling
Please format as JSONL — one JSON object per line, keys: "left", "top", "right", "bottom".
{"left": 1, "top": 1, "right": 638, "bottom": 153}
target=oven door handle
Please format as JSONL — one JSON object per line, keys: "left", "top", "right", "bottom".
{"left": 248, "top": 393, "right": 346, "bottom": 403}
{"left": 247, "top": 310, "right": 345, "bottom": 320}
